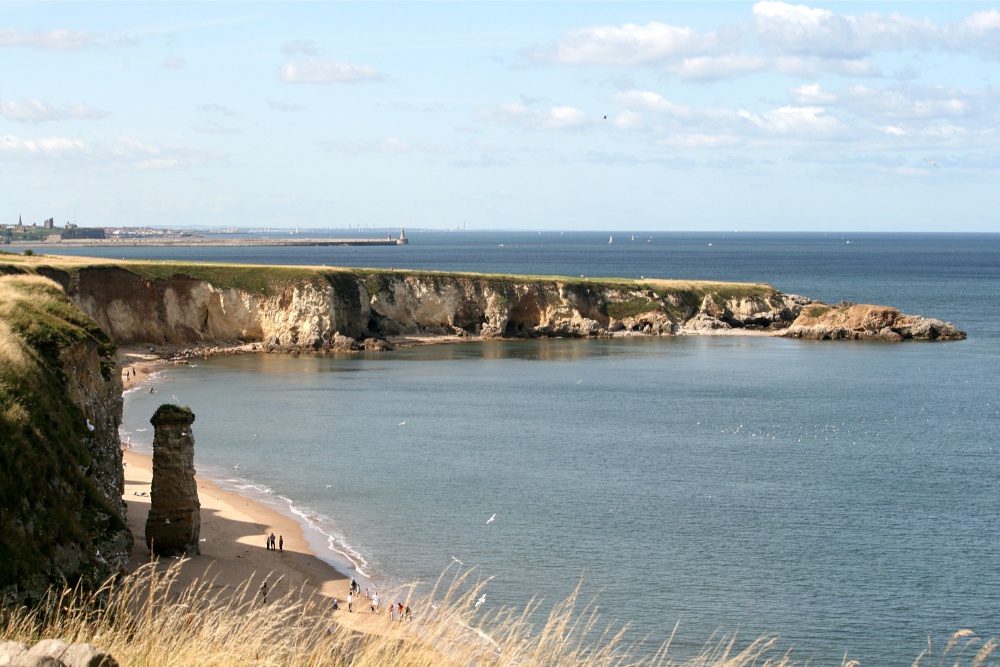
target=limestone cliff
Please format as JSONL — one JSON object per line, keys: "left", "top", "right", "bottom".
{"left": 5, "top": 259, "right": 965, "bottom": 354}
{"left": 28, "top": 265, "right": 820, "bottom": 349}
{"left": 0, "top": 274, "right": 131, "bottom": 604}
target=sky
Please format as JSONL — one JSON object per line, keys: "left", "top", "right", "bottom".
{"left": 2, "top": 2, "right": 999, "bottom": 232}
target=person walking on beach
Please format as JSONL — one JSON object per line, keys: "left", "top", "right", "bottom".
{"left": 372, "top": 592, "right": 379, "bottom": 614}
{"left": 278, "top": 535, "right": 283, "bottom": 551}
{"left": 397, "top": 602, "right": 404, "bottom": 622}
{"left": 265, "top": 533, "right": 270, "bottom": 550}
{"left": 269, "top": 532, "right": 276, "bottom": 550}
{"left": 347, "top": 591, "right": 353, "bottom": 612}
{"left": 260, "top": 581, "right": 268, "bottom": 604}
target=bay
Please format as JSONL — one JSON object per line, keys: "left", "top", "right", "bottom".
{"left": 115, "top": 232, "right": 1000, "bottom": 664}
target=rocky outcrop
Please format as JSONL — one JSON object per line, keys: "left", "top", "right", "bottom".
{"left": 145, "top": 405, "right": 200, "bottom": 557}
{"left": 780, "top": 303, "right": 966, "bottom": 341}
{"left": 0, "top": 274, "right": 131, "bottom": 604}
{"left": 0, "top": 639, "right": 117, "bottom": 667}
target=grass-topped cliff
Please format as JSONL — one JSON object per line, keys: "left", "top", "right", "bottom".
{"left": 2, "top": 252, "right": 964, "bottom": 350}
{"left": 0, "top": 272, "right": 130, "bottom": 603}
{"left": 1, "top": 254, "right": 800, "bottom": 351}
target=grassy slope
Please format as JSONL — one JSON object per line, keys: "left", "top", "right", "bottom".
{"left": 0, "top": 273, "right": 123, "bottom": 596}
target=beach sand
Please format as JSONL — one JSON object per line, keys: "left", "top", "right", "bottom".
{"left": 118, "top": 349, "right": 407, "bottom": 636}
{"left": 122, "top": 449, "right": 347, "bottom": 603}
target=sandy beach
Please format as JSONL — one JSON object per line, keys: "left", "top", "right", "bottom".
{"left": 118, "top": 349, "right": 409, "bottom": 637}
{"left": 122, "top": 449, "right": 347, "bottom": 602}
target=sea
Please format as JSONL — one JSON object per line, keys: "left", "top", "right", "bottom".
{"left": 41, "top": 231, "right": 1000, "bottom": 664}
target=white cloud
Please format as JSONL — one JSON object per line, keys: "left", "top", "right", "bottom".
{"left": 612, "top": 91, "right": 696, "bottom": 121}
{"left": 280, "top": 60, "right": 384, "bottom": 84}
{"left": 667, "top": 54, "right": 769, "bottom": 81}
{"left": 528, "top": 21, "right": 722, "bottom": 67}
{"left": 943, "top": 9, "right": 1000, "bottom": 57}
{"left": 751, "top": 1, "right": 935, "bottom": 59}
{"left": 0, "top": 27, "right": 95, "bottom": 50}
{"left": 821, "top": 58, "right": 881, "bottom": 77}
{"left": 739, "top": 105, "right": 843, "bottom": 137}
{"left": 790, "top": 83, "right": 837, "bottom": 105}
{"left": 476, "top": 103, "right": 589, "bottom": 130}
{"left": 162, "top": 57, "right": 186, "bottom": 69}
{"left": 0, "top": 100, "right": 109, "bottom": 123}
{"left": 839, "top": 85, "right": 976, "bottom": 120}
{"left": 521, "top": 4, "right": 1000, "bottom": 88}
{"left": 610, "top": 109, "right": 647, "bottom": 131}
{"left": 615, "top": 89, "right": 853, "bottom": 149}
{"left": 0, "top": 131, "right": 235, "bottom": 169}
{"left": 0, "top": 134, "right": 89, "bottom": 159}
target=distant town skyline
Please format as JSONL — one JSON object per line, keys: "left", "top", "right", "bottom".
{"left": 2, "top": 2, "right": 999, "bottom": 232}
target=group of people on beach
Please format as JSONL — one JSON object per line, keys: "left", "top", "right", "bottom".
{"left": 337, "top": 578, "right": 410, "bottom": 620}
{"left": 265, "top": 532, "right": 283, "bottom": 551}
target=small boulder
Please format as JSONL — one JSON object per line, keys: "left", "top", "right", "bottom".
{"left": 7, "top": 639, "right": 117, "bottom": 667}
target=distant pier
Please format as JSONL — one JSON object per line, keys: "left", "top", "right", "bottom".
{"left": 35, "top": 237, "right": 407, "bottom": 248}
{"left": 12, "top": 228, "right": 409, "bottom": 248}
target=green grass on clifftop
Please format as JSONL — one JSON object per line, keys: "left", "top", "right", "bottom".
{"left": 1, "top": 255, "right": 777, "bottom": 310}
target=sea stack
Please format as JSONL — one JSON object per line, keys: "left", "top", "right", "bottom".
{"left": 145, "top": 404, "right": 201, "bottom": 556}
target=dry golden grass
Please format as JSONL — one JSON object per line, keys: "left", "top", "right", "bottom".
{"left": 0, "top": 318, "right": 28, "bottom": 375}
{"left": 1, "top": 562, "right": 994, "bottom": 667}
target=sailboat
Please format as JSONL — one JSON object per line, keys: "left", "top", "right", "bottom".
{"left": 608, "top": 236, "right": 613, "bottom": 244}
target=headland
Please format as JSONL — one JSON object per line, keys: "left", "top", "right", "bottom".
{"left": 1, "top": 253, "right": 966, "bottom": 358}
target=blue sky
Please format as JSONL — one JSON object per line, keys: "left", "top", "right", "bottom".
{"left": 2, "top": 2, "right": 999, "bottom": 232}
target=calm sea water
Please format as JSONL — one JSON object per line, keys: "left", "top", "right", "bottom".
{"left": 112, "top": 232, "right": 999, "bottom": 664}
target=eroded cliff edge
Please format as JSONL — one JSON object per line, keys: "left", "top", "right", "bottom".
{"left": 4, "top": 258, "right": 966, "bottom": 350}
{"left": 0, "top": 274, "right": 131, "bottom": 604}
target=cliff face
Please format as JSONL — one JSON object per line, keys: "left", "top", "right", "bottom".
{"left": 44, "top": 266, "right": 827, "bottom": 350}
{"left": 64, "top": 267, "right": 371, "bottom": 348}
{"left": 0, "top": 274, "right": 131, "bottom": 604}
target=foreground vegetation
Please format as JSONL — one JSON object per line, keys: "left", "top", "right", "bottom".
{"left": 1, "top": 562, "right": 995, "bottom": 667}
